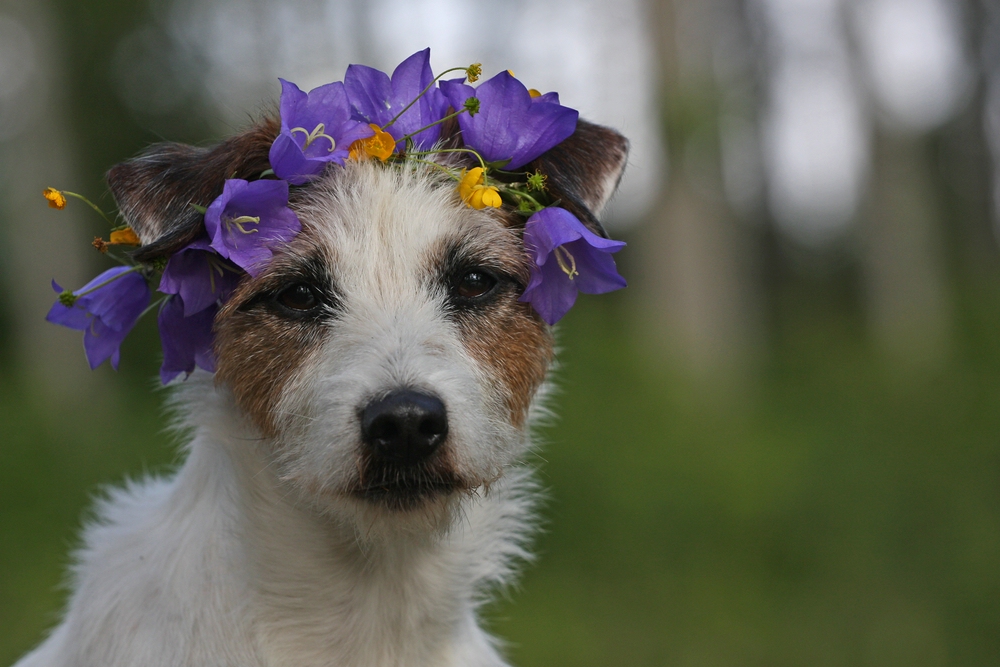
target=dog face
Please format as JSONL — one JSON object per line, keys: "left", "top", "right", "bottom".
{"left": 214, "top": 162, "right": 552, "bottom": 518}
{"left": 108, "top": 117, "right": 627, "bottom": 525}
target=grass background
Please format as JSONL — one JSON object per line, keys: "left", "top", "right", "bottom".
{"left": 3, "top": 288, "right": 999, "bottom": 666}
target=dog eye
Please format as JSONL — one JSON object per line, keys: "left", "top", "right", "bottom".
{"left": 276, "top": 283, "right": 320, "bottom": 311}
{"left": 454, "top": 270, "right": 497, "bottom": 300}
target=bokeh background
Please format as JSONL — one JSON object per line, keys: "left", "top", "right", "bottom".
{"left": 2, "top": 0, "right": 1000, "bottom": 664}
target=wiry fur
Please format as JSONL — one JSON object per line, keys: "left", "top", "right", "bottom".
{"left": 15, "top": 120, "right": 627, "bottom": 667}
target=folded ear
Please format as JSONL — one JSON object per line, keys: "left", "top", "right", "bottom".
{"left": 107, "top": 117, "right": 279, "bottom": 262}
{"left": 531, "top": 120, "right": 629, "bottom": 238}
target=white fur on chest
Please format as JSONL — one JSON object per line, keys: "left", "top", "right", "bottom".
{"left": 17, "top": 381, "right": 536, "bottom": 667}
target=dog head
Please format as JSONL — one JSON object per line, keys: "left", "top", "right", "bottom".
{"left": 107, "top": 117, "right": 627, "bottom": 526}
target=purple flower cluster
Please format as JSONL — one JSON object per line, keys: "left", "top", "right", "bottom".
{"left": 270, "top": 50, "right": 580, "bottom": 183}
{"left": 49, "top": 180, "right": 299, "bottom": 383}
{"left": 48, "top": 48, "right": 627, "bottom": 381}
{"left": 158, "top": 179, "right": 299, "bottom": 383}
{"left": 268, "top": 50, "right": 621, "bottom": 324}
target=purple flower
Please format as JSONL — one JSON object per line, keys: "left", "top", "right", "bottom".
{"left": 204, "top": 179, "right": 301, "bottom": 277}
{"left": 159, "top": 237, "right": 242, "bottom": 316}
{"left": 345, "top": 48, "right": 449, "bottom": 150}
{"left": 158, "top": 294, "right": 217, "bottom": 384}
{"left": 46, "top": 266, "right": 150, "bottom": 370}
{"left": 440, "top": 71, "right": 578, "bottom": 170}
{"left": 519, "top": 207, "right": 626, "bottom": 325}
{"left": 269, "top": 79, "right": 375, "bottom": 184}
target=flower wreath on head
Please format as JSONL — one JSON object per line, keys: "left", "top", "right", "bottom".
{"left": 44, "top": 49, "right": 627, "bottom": 384}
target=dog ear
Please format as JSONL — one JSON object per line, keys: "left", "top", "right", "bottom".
{"left": 107, "top": 117, "right": 280, "bottom": 262}
{"left": 530, "top": 120, "right": 629, "bottom": 239}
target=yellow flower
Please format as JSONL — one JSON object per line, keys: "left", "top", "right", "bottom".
{"left": 349, "top": 124, "right": 396, "bottom": 162}
{"left": 528, "top": 88, "right": 542, "bottom": 98}
{"left": 109, "top": 227, "right": 141, "bottom": 246}
{"left": 458, "top": 167, "right": 502, "bottom": 209}
{"left": 458, "top": 167, "right": 483, "bottom": 201}
{"left": 43, "top": 187, "right": 66, "bottom": 210}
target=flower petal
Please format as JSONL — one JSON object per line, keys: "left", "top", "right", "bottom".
{"left": 271, "top": 79, "right": 374, "bottom": 182}
{"left": 158, "top": 295, "right": 217, "bottom": 384}
{"left": 160, "top": 238, "right": 242, "bottom": 315}
{"left": 205, "top": 179, "right": 301, "bottom": 277}
{"left": 268, "top": 132, "right": 321, "bottom": 185}
{"left": 443, "top": 72, "right": 578, "bottom": 169}
{"left": 519, "top": 257, "right": 580, "bottom": 325}
{"left": 519, "top": 207, "right": 626, "bottom": 324}
{"left": 345, "top": 64, "right": 393, "bottom": 126}
{"left": 566, "top": 237, "right": 628, "bottom": 294}
{"left": 83, "top": 317, "right": 130, "bottom": 370}
{"left": 508, "top": 98, "right": 579, "bottom": 170}
{"left": 346, "top": 49, "right": 447, "bottom": 150}
{"left": 46, "top": 280, "right": 91, "bottom": 330}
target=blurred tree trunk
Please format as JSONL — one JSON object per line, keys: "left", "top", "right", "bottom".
{"left": 0, "top": 0, "right": 101, "bottom": 401}
{"left": 858, "top": 0, "right": 998, "bottom": 371}
{"left": 860, "top": 131, "right": 951, "bottom": 369}
{"left": 639, "top": 0, "right": 760, "bottom": 382}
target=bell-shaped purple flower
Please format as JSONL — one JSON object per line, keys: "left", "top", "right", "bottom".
{"left": 204, "top": 179, "right": 301, "bottom": 277}
{"left": 159, "top": 237, "right": 242, "bottom": 316}
{"left": 345, "top": 48, "right": 449, "bottom": 151}
{"left": 46, "top": 266, "right": 150, "bottom": 369}
{"left": 158, "top": 294, "right": 217, "bottom": 384}
{"left": 269, "top": 79, "right": 375, "bottom": 184}
{"left": 519, "top": 207, "right": 626, "bottom": 325}
{"left": 440, "top": 71, "right": 578, "bottom": 170}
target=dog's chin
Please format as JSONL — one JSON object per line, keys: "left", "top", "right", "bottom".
{"left": 352, "top": 479, "right": 461, "bottom": 512}
{"left": 350, "top": 465, "right": 466, "bottom": 513}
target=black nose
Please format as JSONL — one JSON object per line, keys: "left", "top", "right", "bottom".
{"left": 360, "top": 390, "right": 448, "bottom": 464}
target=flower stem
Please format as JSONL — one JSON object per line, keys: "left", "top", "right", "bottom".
{"left": 407, "top": 158, "right": 462, "bottom": 181}
{"left": 139, "top": 295, "right": 168, "bottom": 320}
{"left": 62, "top": 191, "right": 115, "bottom": 227}
{"left": 104, "top": 248, "right": 136, "bottom": 268}
{"left": 406, "top": 147, "right": 488, "bottom": 173}
{"left": 382, "top": 66, "right": 471, "bottom": 130}
{"left": 73, "top": 265, "right": 142, "bottom": 299}
{"left": 394, "top": 108, "right": 468, "bottom": 147}
{"left": 506, "top": 188, "right": 546, "bottom": 210}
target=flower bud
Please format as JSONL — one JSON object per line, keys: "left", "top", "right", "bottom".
{"left": 43, "top": 187, "right": 66, "bottom": 210}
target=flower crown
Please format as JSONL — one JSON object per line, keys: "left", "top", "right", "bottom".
{"left": 44, "top": 49, "right": 627, "bottom": 384}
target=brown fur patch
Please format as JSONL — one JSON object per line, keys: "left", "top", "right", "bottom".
{"left": 460, "top": 298, "right": 553, "bottom": 429}
{"left": 213, "top": 229, "right": 333, "bottom": 436}
{"left": 441, "top": 218, "right": 554, "bottom": 428}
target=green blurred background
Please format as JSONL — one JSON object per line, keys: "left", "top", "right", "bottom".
{"left": 2, "top": 0, "right": 1000, "bottom": 665}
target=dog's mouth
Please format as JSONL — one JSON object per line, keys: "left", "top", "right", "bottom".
{"left": 350, "top": 463, "right": 465, "bottom": 511}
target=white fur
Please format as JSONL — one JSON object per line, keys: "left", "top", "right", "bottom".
{"left": 15, "top": 164, "right": 546, "bottom": 667}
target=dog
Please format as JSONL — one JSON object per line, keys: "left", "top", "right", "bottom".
{"left": 15, "top": 114, "right": 627, "bottom": 667}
